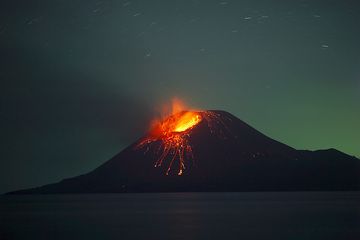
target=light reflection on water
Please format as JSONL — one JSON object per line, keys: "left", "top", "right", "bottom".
{"left": 1, "top": 192, "right": 360, "bottom": 240}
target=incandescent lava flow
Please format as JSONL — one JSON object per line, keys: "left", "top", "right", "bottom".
{"left": 135, "top": 99, "right": 231, "bottom": 176}
{"left": 136, "top": 110, "right": 203, "bottom": 176}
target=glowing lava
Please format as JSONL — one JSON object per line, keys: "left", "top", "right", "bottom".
{"left": 135, "top": 99, "right": 231, "bottom": 176}
{"left": 160, "top": 111, "right": 202, "bottom": 134}
{"left": 135, "top": 99, "right": 202, "bottom": 176}
{"left": 136, "top": 110, "right": 202, "bottom": 176}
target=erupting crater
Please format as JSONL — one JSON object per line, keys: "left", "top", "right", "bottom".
{"left": 136, "top": 111, "right": 202, "bottom": 176}
{"left": 136, "top": 99, "right": 230, "bottom": 177}
{"left": 158, "top": 111, "right": 202, "bottom": 134}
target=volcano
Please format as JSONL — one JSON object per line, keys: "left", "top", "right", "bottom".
{"left": 10, "top": 110, "right": 360, "bottom": 194}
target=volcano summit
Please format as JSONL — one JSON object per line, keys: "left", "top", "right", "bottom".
{"left": 10, "top": 110, "right": 360, "bottom": 194}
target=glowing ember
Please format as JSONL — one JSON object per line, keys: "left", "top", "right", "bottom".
{"left": 135, "top": 99, "right": 203, "bottom": 175}
{"left": 136, "top": 110, "right": 202, "bottom": 175}
{"left": 173, "top": 112, "right": 201, "bottom": 132}
{"left": 159, "top": 112, "right": 202, "bottom": 134}
{"left": 135, "top": 99, "right": 231, "bottom": 176}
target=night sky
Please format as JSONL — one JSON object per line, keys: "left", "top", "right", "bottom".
{"left": 1, "top": 0, "right": 360, "bottom": 193}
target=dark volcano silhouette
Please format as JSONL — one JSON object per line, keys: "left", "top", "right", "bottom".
{"left": 10, "top": 110, "right": 360, "bottom": 194}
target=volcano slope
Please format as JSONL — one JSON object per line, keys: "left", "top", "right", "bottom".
{"left": 10, "top": 110, "right": 360, "bottom": 194}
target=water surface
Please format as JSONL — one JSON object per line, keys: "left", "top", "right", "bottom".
{"left": 1, "top": 192, "right": 359, "bottom": 240}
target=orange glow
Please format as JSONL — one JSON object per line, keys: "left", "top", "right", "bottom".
{"left": 173, "top": 112, "right": 202, "bottom": 132}
{"left": 135, "top": 101, "right": 231, "bottom": 176}
{"left": 136, "top": 99, "right": 202, "bottom": 176}
{"left": 171, "top": 98, "right": 186, "bottom": 115}
{"left": 158, "top": 111, "right": 202, "bottom": 135}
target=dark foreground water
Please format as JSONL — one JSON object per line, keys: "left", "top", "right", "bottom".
{"left": 1, "top": 192, "right": 359, "bottom": 240}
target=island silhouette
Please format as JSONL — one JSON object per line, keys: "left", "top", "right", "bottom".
{"left": 9, "top": 110, "right": 360, "bottom": 194}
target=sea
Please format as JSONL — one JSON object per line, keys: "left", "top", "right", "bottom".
{"left": 1, "top": 191, "right": 359, "bottom": 240}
